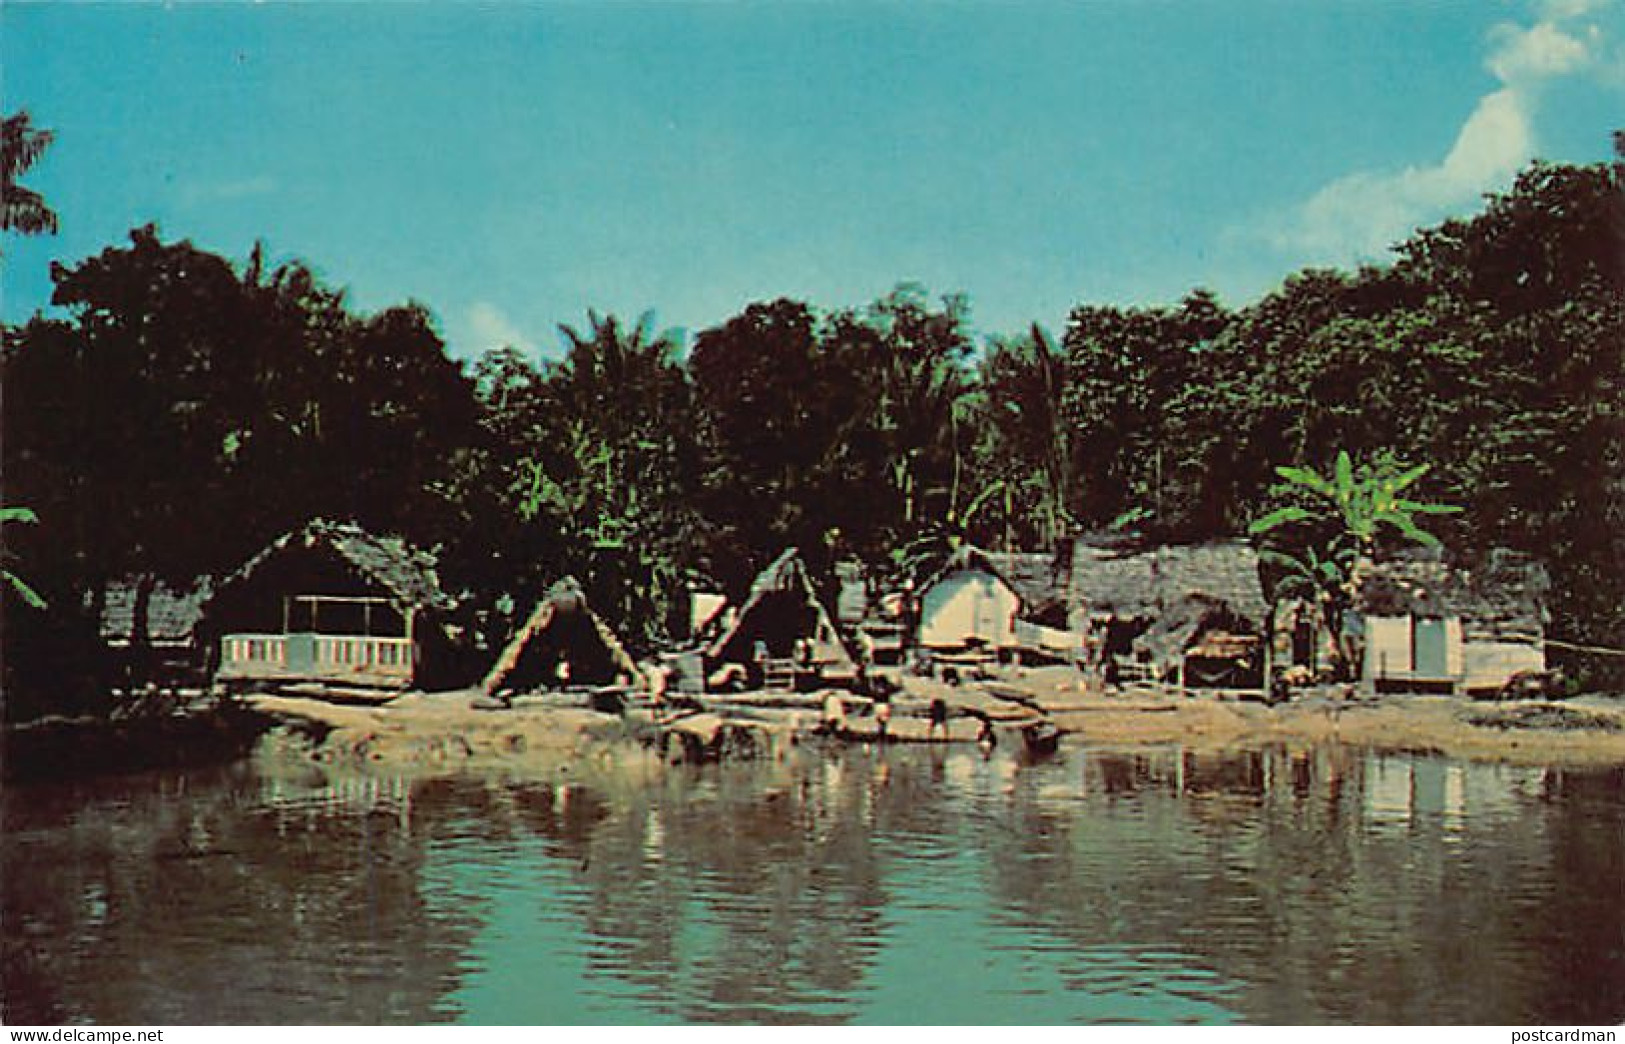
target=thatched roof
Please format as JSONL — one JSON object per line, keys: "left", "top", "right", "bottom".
{"left": 918, "top": 544, "right": 1012, "bottom": 595}
{"left": 1358, "top": 550, "right": 1547, "bottom": 640}
{"left": 1134, "top": 592, "right": 1258, "bottom": 672}
{"left": 985, "top": 551, "right": 1071, "bottom": 626}
{"left": 96, "top": 577, "right": 210, "bottom": 645}
{"left": 707, "top": 547, "right": 854, "bottom": 669}
{"left": 482, "top": 577, "right": 643, "bottom": 693}
{"left": 1071, "top": 538, "right": 1268, "bottom": 628}
{"left": 214, "top": 519, "right": 452, "bottom": 615}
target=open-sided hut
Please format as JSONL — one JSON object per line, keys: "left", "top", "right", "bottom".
{"left": 482, "top": 577, "right": 643, "bottom": 695}
{"left": 202, "top": 519, "right": 458, "bottom": 693}
{"left": 1359, "top": 550, "right": 1548, "bottom": 694}
{"left": 94, "top": 576, "right": 212, "bottom": 689}
{"left": 1069, "top": 538, "right": 1268, "bottom": 688}
{"left": 706, "top": 548, "right": 855, "bottom": 688}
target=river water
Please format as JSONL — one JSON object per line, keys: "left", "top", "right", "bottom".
{"left": 3, "top": 742, "right": 1622, "bottom": 1025}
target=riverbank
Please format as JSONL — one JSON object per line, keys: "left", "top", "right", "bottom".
{"left": 245, "top": 664, "right": 1625, "bottom": 772}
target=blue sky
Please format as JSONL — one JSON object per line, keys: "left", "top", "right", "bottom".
{"left": 3, "top": 0, "right": 1622, "bottom": 359}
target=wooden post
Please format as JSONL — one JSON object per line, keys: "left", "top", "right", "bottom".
{"left": 405, "top": 607, "right": 417, "bottom": 676}
{"left": 1262, "top": 616, "right": 1274, "bottom": 701}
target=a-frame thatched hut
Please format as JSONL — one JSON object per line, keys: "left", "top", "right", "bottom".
{"left": 482, "top": 577, "right": 644, "bottom": 695}
{"left": 705, "top": 548, "right": 855, "bottom": 687}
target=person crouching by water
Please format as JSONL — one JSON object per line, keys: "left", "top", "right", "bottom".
{"left": 645, "top": 660, "right": 671, "bottom": 722}
{"left": 976, "top": 715, "right": 997, "bottom": 756}
{"left": 822, "top": 691, "right": 846, "bottom": 736}
{"left": 927, "top": 697, "right": 949, "bottom": 741}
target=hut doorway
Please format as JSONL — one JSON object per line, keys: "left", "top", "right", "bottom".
{"left": 1413, "top": 617, "right": 1449, "bottom": 677}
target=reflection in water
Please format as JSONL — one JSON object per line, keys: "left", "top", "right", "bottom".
{"left": 3, "top": 745, "right": 1622, "bottom": 1025}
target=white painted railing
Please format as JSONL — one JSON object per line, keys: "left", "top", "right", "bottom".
{"left": 220, "top": 633, "right": 414, "bottom": 678}
{"left": 222, "top": 633, "right": 287, "bottom": 666}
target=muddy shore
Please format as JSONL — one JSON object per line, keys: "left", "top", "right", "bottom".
{"left": 246, "top": 665, "right": 1625, "bottom": 773}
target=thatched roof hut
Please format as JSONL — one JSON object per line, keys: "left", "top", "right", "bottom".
{"left": 707, "top": 548, "right": 855, "bottom": 673}
{"left": 1356, "top": 550, "right": 1549, "bottom": 692}
{"left": 1357, "top": 550, "right": 1547, "bottom": 642}
{"left": 913, "top": 544, "right": 1023, "bottom": 650}
{"left": 482, "top": 577, "right": 643, "bottom": 694}
{"left": 91, "top": 575, "right": 214, "bottom": 688}
{"left": 202, "top": 519, "right": 460, "bottom": 690}
{"left": 1067, "top": 537, "right": 1268, "bottom": 684}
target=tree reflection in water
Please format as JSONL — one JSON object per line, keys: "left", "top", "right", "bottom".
{"left": 3, "top": 746, "right": 1622, "bottom": 1024}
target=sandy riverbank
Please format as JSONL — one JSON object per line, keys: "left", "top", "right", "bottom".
{"left": 245, "top": 664, "right": 1625, "bottom": 773}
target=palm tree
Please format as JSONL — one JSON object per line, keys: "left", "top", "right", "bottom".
{"left": 2, "top": 110, "right": 58, "bottom": 245}
{"left": 979, "top": 324, "right": 1073, "bottom": 547}
{"left": 519, "top": 310, "right": 695, "bottom": 645}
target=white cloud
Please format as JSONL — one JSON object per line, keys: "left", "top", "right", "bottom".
{"left": 465, "top": 300, "right": 537, "bottom": 355}
{"left": 1259, "top": 1, "right": 1610, "bottom": 264}
{"left": 1487, "top": 19, "right": 1592, "bottom": 82}
{"left": 1274, "top": 90, "right": 1531, "bottom": 259}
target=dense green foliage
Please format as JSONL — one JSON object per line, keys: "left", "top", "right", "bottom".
{"left": 4, "top": 140, "right": 1622, "bottom": 710}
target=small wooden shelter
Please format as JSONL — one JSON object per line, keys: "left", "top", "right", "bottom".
{"left": 202, "top": 519, "right": 457, "bottom": 693}
{"left": 482, "top": 577, "right": 643, "bottom": 695}
{"left": 706, "top": 548, "right": 855, "bottom": 687}
{"left": 1358, "top": 550, "right": 1548, "bottom": 694}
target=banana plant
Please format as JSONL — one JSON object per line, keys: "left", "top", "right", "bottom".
{"left": 1249, "top": 449, "right": 1461, "bottom": 557}
{"left": 1, "top": 506, "right": 46, "bottom": 609}
{"left": 1249, "top": 450, "right": 1460, "bottom": 679}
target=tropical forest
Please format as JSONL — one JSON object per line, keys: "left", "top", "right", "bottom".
{"left": 3, "top": 116, "right": 1623, "bottom": 717}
